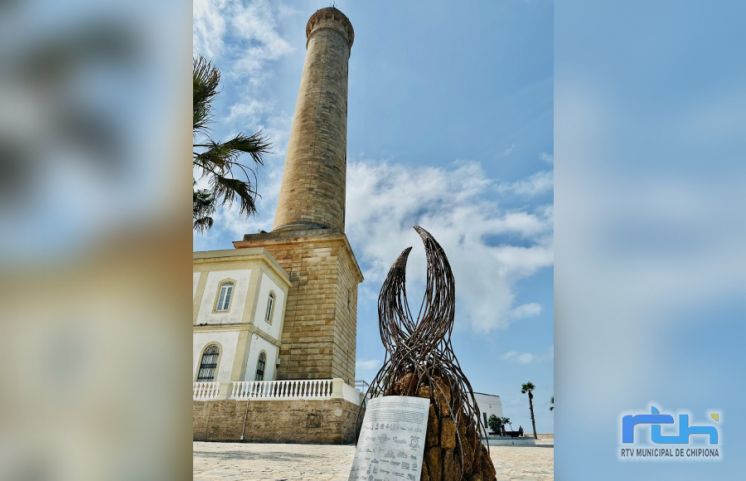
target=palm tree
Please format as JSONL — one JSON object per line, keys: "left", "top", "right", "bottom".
{"left": 193, "top": 56, "right": 270, "bottom": 231}
{"left": 500, "top": 417, "right": 512, "bottom": 435}
{"left": 522, "top": 382, "right": 538, "bottom": 439}
{"left": 487, "top": 415, "right": 501, "bottom": 435}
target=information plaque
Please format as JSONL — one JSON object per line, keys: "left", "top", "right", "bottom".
{"left": 348, "top": 396, "right": 430, "bottom": 481}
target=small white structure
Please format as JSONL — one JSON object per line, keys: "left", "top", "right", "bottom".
{"left": 474, "top": 392, "right": 503, "bottom": 432}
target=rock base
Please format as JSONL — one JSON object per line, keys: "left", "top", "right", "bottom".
{"left": 387, "top": 372, "right": 497, "bottom": 481}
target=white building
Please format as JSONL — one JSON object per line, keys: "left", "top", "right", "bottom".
{"left": 193, "top": 248, "right": 290, "bottom": 386}
{"left": 474, "top": 392, "right": 504, "bottom": 432}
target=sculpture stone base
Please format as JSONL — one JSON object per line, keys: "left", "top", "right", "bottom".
{"left": 389, "top": 371, "right": 497, "bottom": 481}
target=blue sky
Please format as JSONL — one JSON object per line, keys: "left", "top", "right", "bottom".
{"left": 194, "top": 0, "right": 553, "bottom": 433}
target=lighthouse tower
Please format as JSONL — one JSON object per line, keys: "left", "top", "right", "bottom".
{"left": 234, "top": 7, "right": 362, "bottom": 385}
{"left": 274, "top": 7, "right": 354, "bottom": 232}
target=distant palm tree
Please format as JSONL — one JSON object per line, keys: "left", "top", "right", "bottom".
{"left": 522, "top": 382, "right": 538, "bottom": 439}
{"left": 487, "top": 415, "right": 501, "bottom": 435}
{"left": 193, "top": 56, "right": 270, "bottom": 231}
{"left": 500, "top": 417, "right": 512, "bottom": 434}
{"left": 550, "top": 396, "right": 555, "bottom": 411}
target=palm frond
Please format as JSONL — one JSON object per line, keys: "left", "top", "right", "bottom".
{"left": 193, "top": 215, "right": 214, "bottom": 232}
{"left": 193, "top": 56, "right": 220, "bottom": 132}
{"left": 193, "top": 188, "right": 214, "bottom": 215}
{"left": 194, "top": 140, "right": 235, "bottom": 172}
{"left": 211, "top": 174, "right": 259, "bottom": 215}
{"left": 220, "top": 132, "right": 271, "bottom": 164}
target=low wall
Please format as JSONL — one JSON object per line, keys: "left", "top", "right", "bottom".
{"left": 484, "top": 436, "right": 554, "bottom": 447}
{"left": 193, "top": 398, "right": 361, "bottom": 444}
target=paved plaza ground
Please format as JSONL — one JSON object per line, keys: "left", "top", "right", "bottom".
{"left": 194, "top": 441, "right": 553, "bottom": 481}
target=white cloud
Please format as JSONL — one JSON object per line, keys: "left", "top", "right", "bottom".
{"left": 229, "top": 0, "right": 293, "bottom": 78}
{"left": 497, "top": 170, "right": 553, "bottom": 197}
{"left": 509, "top": 302, "right": 543, "bottom": 320}
{"left": 194, "top": 0, "right": 228, "bottom": 59}
{"left": 193, "top": 0, "right": 295, "bottom": 129}
{"left": 502, "top": 351, "right": 536, "bottom": 364}
{"left": 276, "top": 4, "right": 301, "bottom": 18}
{"left": 226, "top": 99, "right": 270, "bottom": 125}
{"left": 194, "top": 0, "right": 292, "bottom": 66}
{"left": 356, "top": 359, "right": 380, "bottom": 371}
{"left": 346, "top": 159, "right": 553, "bottom": 332}
{"left": 501, "top": 345, "right": 553, "bottom": 365}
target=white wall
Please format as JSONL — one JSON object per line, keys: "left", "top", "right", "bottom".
{"left": 193, "top": 272, "right": 200, "bottom": 297}
{"left": 244, "top": 334, "right": 278, "bottom": 381}
{"left": 474, "top": 393, "right": 504, "bottom": 429}
{"left": 196, "top": 269, "right": 252, "bottom": 325}
{"left": 193, "top": 331, "right": 240, "bottom": 382}
{"left": 252, "top": 272, "right": 286, "bottom": 340}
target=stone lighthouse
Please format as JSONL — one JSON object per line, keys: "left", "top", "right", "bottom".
{"left": 274, "top": 7, "right": 354, "bottom": 232}
{"left": 234, "top": 7, "right": 362, "bottom": 385}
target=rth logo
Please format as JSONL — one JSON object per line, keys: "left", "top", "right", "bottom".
{"left": 618, "top": 404, "right": 722, "bottom": 461}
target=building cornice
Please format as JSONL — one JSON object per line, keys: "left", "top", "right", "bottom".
{"left": 193, "top": 322, "right": 281, "bottom": 348}
{"left": 193, "top": 248, "right": 291, "bottom": 287}
{"left": 233, "top": 229, "right": 364, "bottom": 283}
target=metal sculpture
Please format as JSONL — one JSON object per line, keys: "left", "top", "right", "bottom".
{"left": 361, "top": 225, "right": 496, "bottom": 481}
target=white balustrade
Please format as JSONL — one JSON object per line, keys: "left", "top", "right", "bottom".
{"left": 230, "top": 379, "right": 334, "bottom": 400}
{"left": 194, "top": 378, "right": 363, "bottom": 405}
{"left": 193, "top": 381, "right": 221, "bottom": 400}
{"left": 342, "top": 381, "right": 364, "bottom": 405}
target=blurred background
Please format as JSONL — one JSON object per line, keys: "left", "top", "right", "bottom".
{"left": 0, "top": 1, "right": 192, "bottom": 480}
{"left": 556, "top": 0, "right": 746, "bottom": 480}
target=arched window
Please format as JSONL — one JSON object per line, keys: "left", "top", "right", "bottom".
{"left": 215, "top": 281, "right": 234, "bottom": 312}
{"left": 255, "top": 351, "right": 266, "bottom": 381}
{"left": 264, "top": 292, "right": 276, "bottom": 324}
{"left": 197, "top": 344, "right": 219, "bottom": 381}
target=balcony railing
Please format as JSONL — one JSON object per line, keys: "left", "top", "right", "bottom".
{"left": 193, "top": 381, "right": 220, "bottom": 400}
{"left": 231, "top": 379, "right": 333, "bottom": 400}
{"left": 193, "top": 378, "right": 362, "bottom": 405}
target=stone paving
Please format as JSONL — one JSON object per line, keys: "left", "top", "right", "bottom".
{"left": 194, "top": 441, "right": 553, "bottom": 481}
